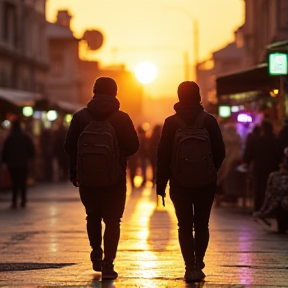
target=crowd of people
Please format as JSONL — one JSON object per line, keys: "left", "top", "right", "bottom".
{"left": 0, "top": 117, "right": 70, "bottom": 207}
{"left": 217, "top": 117, "right": 288, "bottom": 233}
{"left": 127, "top": 124, "right": 162, "bottom": 188}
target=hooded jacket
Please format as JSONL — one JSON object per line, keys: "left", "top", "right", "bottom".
{"left": 156, "top": 102, "right": 226, "bottom": 195}
{"left": 64, "top": 94, "right": 139, "bottom": 181}
{"left": 2, "top": 124, "right": 35, "bottom": 169}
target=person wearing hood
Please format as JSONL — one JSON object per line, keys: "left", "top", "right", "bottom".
{"left": 156, "top": 81, "right": 225, "bottom": 282}
{"left": 64, "top": 77, "right": 139, "bottom": 279}
{"left": 1, "top": 118, "right": 35, "bottom": 208}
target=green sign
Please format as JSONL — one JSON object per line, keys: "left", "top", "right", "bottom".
{"left": 219, "top": 106, "right": 231, "bottom": 118}
{"left": 268, "top": 52, "right": 288, "bottom": 75}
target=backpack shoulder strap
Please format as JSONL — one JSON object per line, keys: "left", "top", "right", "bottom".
{"left": 106, "top": 111, "right": 119, "bottom": 123}
{"left": 82, "top": 108, "right": 93, "bottom": 123}
{"left": 194, "top": 111, "right": 208, "bottom": 129}
{"left": 174, "top": 114, "right": 188, "bottom": 129}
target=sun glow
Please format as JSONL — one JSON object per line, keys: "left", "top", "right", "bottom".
{"left": 135, "top": 62, "right": 158, "bottom": 84}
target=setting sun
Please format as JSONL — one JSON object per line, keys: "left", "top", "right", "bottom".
{"left": 135, "top": 62, "right": 158, "bottom": 84}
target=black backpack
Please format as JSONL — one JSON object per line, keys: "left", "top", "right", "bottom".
{"left": 77, "top": 110, "right": 121, "bottom": 187}
{"left": 171, "top": 111, "right": 217, "bottom": 188}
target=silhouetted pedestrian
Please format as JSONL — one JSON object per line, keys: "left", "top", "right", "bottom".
{"left": 253, "top": 146, "right": 288, "bottom": 234}
{"left": 276, "top": 118, "right": 288, "bottom": 166}
{"left": 127, "top": 152, "right": 138, "bottom": 188}
{"left": 1, "top": 119, "right": 35, "bottom": 208}
{"left": 217, "top": 122, "right": 242, "bottom": 202}
{"left": 148, "top": 124, "right": 162, "bottom": 187}
{"left": 40, "top": 128, "right": 54, "bottom": 181}
{"left": 53, "top": 122, "right": 69, "bottom": 181}
{"left": 156, "top": 81, "right": 225, "bottom": 282}
{"left": 64, "top": 76, "right": 139, "bottom": 280}
{"left": 137, "top": 125, "right": 149, "bottom": 187}
{"left": 243, "top": 120, "right": 278, "bottom": 212}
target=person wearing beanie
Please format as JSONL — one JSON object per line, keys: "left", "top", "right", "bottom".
{"left": 64, "top": 76, "right": 139, "bottom": 279}
{"left": 156, "top": 81, "right": 225, "bottom": 282}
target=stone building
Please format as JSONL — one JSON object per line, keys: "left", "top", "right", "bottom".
{"left": 0, "top": 0, "right": 48, "bottom": 120}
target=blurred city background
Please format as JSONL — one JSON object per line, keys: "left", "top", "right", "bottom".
{"left": 0, "top": 0, "right": 288, "bottom": 205}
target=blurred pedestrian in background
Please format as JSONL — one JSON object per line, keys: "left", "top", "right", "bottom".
{"left": 1, "top": 119, "right": 35, "bottom": 208}
{"left": 276, "top": 118, "right": 288, "bottom": 166}
{"left": 148, "top": 124, "right": 162, "bottom": 187}
{"left": 40, "top": 127, "right": 54, "bottom": 181}
{"left": 253, "top": 146, "right": 288, "bottom": 234}
{"left": 243, "top": 120, "right": 278, "bottom": 212}
{"left": 53, "top": 120, "right": 69, "bottom": 181}
{"left": 137, "top": 125, "right": 149, "bottom": 187}
{"left": 216, "top": 122, "right": 242, "bottom": 202}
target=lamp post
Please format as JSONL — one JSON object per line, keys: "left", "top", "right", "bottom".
{"left": 163, "top": 7, "right": 199, "bottom": 82}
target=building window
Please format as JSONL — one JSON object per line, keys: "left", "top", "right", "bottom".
{"left": 3, "top": 2, "right": 17, "bottom": 46}
{"left": 50, "top": 55, "right": 64, "bottom": 76}
{"left": 278, "top": 0, "right": 288, "bottom": 30}
{"left": 0, "top": 70, "right": 8, "bottom": 87}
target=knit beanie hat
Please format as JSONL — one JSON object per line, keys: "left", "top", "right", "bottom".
{"left": 177, "top": 81, "right": 201, "bottom": 103}
{"left": 93, "top": 77, "right": 117, "bottom": 97}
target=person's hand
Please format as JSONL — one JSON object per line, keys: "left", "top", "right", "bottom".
{"left": 156, "top": 184, "right": 166, "bottom": 207}
{"left": 71, "top": 179, "right": 80, "bottom": 187}
{"left": 156, "top": 186, "right": 166, "bottom": 197}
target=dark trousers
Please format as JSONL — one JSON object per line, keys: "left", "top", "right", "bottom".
{"left": 79, "top": 178, "right": 126, "bottom": 261}
{"left": 274, "top": 206, "right": 288, "bottom": 233}
{"left": 254, "top": 176, "right": 267, "bottom": 212}
{"left": 170, "top": 182, "right": 216, "bottom": 266}
{"left": 8, "top": 166, "right": 28, "bottom": 206}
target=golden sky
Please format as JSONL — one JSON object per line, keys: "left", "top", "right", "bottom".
{"left": 46, "top": 0, "right": 244, "bottom": 98}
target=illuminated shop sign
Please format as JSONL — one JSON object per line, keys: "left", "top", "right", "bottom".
{"left": 268, "top": 52, "right": 288, "bottom": 75}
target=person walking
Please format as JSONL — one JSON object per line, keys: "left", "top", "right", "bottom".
{"left": 253, "top": 146, "right": 288, "bottom": 234}
{"left": 156, "top": 81, "right": 225, "bottom": 283}
{"left": 64, "top": 76, "right": 139, "bottom": 280}
{"left": 243, "top": 120, "right": 278, "bottom": 212}
{"left": 53, "top": 121, "right": 69, "bottom": 181}
{"left": 137, "top": 125, "right": 149, "bottom": 187}
{"left": 148, "top": 124, "right": 162, "bottom": 187}
{"left": 1, "top": 118, "right": 35, "bottom": 208}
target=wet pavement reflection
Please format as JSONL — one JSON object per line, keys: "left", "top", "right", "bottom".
{"left": 1, "top": 181, "right": 288, "bottom": 287}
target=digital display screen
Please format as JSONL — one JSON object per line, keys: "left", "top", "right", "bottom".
{"left": 268, "top": 52, "right": 288, "bottom": 75}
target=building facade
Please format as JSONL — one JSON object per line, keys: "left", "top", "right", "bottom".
{"left": 197, "top": 0, "right": 288, "bottom": 125}
{"left": 0, "top": 0, "right": 48, "bottom": 107}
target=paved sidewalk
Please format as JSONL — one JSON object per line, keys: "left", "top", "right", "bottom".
{"left": 1, "top": 181, "right": 288, "bottom": 287}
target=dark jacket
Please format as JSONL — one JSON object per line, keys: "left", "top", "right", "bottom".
{"left": 64, "top": 94, "right": 139, "bottom": 181}
{"left": 156, "top": 102, "right": 226, "bottom": 195}
{"left": 2, "top": 126, "right": 35, "bottom": 168}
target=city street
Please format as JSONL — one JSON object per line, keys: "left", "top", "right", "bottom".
{"left": 1, "top": 181, "right": 288, "bottom": 288}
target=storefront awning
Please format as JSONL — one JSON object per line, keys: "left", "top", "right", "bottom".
{"left": 55, "top": 100, "right": 84, "bottom": 113}
{"left": 216, "top": 63, "right": 280, "bottom": 96}
{"left": 0, "top": 88, "right": 43, "bottom": 107}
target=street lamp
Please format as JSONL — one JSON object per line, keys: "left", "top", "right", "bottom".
{"left": 163, "top": 7, "right": 199, "bottom": 82}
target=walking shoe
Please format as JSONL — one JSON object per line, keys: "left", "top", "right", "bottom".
{"left": 102, "top": 260, "right": 118, "bottom": 280}
{"left": 90, "top": 250, "right": 102, "bottom": 272}
{"left": 184, "top": 266, "right": 205, "bottom": 283}
{"left": 196, "top": 261, "right": 205, "bottom": 270}
{"left": 92, "top": 259, "right": 102, "bottom": 272}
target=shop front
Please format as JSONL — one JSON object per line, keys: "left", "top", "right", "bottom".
{"left": 216, "top": 40, "right": 288, "bottom": 131}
